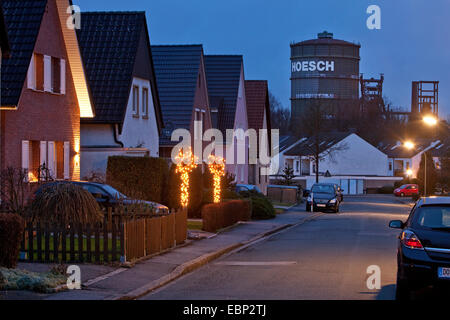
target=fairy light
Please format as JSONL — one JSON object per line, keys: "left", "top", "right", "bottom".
{"left": 175, "top": 148, "right": 197, "bottom": 208}
{"left": 208, "top": 155, "right": 225, "bottom": 203}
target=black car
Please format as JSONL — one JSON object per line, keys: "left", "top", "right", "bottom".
{"left": 389, "top": 197, "right": 450, "bottom": 299}
{"left": 305, "top": 183, "right": 341, "bottom": 213}
{"left": 36, "top": 181, "right": 169, "bottom": 214}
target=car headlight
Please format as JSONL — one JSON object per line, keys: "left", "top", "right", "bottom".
{"left": 329, "top": 198, "right": 337, "bottom": 204}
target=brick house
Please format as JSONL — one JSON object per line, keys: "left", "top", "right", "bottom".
{"left": 77, "top": 12, "right": 163, "bottom": 179}
{"left": 0, "top": 0, "right": 94, "bottom": 181}
{"left": 151, "top": 45, "right": 212, "bottom": 160}
{"left": 245, "top": 80, "right": 271, "bottom": 194}
{"left": 204, "top": 55, "right": 249, "bottom": 184}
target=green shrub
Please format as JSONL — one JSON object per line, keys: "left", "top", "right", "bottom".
{"left": 164, "top": 165, "right": 182, "bottom": 210}
{"left": 0, "top": 213, "right": 25, "bottom": 268}
{"left": 250, "top": 197, "right": 276, "bottom": 220}
{"left": 106, "top": 156, "right": 168, "bottom": 203}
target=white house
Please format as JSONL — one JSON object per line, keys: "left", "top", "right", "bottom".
{"left": 273, "top": 133, "right": 403, "bottom": 194}
{"left": 77, "top": 12, "right": 163, "bottom": 179}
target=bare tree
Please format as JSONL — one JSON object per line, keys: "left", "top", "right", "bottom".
{"left": 298, "top": 101, "right": 348, "bottom": 183}
{"left": 269, "top": 91, "right": 291, "bottom": 135}
{"left": 0, "top": 167, "right": 32, "bottom": 217}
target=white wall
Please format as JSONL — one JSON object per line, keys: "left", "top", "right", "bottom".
{"left": 119, "top": 77, "right": 159, "bottom": 157}
{"left": 319, "top": 134, "right": 388, "bottom": 177}
{"left": 81, "top": 124, "right": 119, "bottom": 147}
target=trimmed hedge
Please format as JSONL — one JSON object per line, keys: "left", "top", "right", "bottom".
{"left": 0, "top": 213, "right": 25, "bottom": 268}
{"left": 202, "top": 200, "right": 251, "bottom": 232}
{"left": 106, "top": 156, "right": 168, "bottom": 204}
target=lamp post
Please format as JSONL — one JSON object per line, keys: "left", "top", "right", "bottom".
{"left": 403, "top": 114, "right": 438, "bottom": 197}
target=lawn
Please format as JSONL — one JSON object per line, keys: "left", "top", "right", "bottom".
{"left": 187, "top": 220, "right": 203, "bottom": 230}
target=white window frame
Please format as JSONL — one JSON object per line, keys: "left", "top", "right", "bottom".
{"left": 142, "top": 87, "right": 149, "bottom": 117}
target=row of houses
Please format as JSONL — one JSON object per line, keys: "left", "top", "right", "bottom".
{"left": 275, "top": 132, "right": 449, "bottom": 195}
{"left": 0, "top": 0, "right": 272, "bottom": 194}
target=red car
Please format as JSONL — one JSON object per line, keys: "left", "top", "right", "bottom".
{"left": 394, "top": 184, "right": 419, "bottom": 197}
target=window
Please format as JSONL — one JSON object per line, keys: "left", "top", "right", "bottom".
{"left": 28, "top": 53, "right": 65, "bottom": 94}
{"left": 22, "top": 140, "right": 70, "bottom": 181}
{"left": 133, "top": 86, "right": 139, "bottom": 116}
{"left": 389, "top": 162, "right": 392, "bottom": 171}
{"left": 142, "top": 88, "right": 149, "bottom": 118}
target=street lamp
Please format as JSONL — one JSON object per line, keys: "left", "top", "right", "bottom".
{"left": 423, "top": 115, "right": 438, "bottom": 126}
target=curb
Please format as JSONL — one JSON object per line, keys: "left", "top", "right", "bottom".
{"left": 114, "top": 213, "right": 323, "bottom": 300}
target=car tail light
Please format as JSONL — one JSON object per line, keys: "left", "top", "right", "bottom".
{"left": 401, "top": 230, "right": 424, "bottom": 249}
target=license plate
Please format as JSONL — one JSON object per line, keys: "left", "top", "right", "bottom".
{"left": 317, "top": 204, "right": 326, "bottom": 207}
{"left": 438, "top": 267, "right": 450, "bottom": 279}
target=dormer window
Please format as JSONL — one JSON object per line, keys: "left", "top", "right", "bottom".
{"left": 28, "top": 53, "right": 66, "bottom": 94}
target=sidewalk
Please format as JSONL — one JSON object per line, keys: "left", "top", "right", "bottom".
{"left": 1, "top": 207, "right": 317, "bottom": 300}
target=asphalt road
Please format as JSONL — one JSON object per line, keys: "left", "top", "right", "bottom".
{"left": 142, "top": 195, "right": 412, "bottom": 300}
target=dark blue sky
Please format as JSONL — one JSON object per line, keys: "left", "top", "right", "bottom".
{"left": 75, "top": 0, "right": 450, "bottom": 118}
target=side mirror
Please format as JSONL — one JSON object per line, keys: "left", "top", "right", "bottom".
{"left": 389, "top": 220, "right": 404, "bottom": 229}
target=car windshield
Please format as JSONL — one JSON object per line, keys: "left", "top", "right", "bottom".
{"left": 101, "top": 185, "right": 127, "bottom": 199}
{"left": 399, "top": 185, "right": 408, "bottom": 189}
{"left": 311, "top": 185, "right": 334, "bottom": 194}
{"left": 414, "top": 206, "right": 450, "bottom": 229}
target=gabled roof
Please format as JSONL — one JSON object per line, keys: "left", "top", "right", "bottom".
{"left": 285, "top": 132, "right": 351, "bottom": 156}
{"left": 77, "top": 12, "right": 162, "bottom": 126}
{"left": 245, "top": 80, "right": 270, "bottom": 131}
{"left": 1, "top": 0, "right": 47, "bottom": 108}
{"left": 151, "top": 44, "right": 203, "bottom": 145}
{"left": 204, "top": 55, "right": 243, "bottom": 134}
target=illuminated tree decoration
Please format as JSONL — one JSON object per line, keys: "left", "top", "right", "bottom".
{"left": 175, "top": 148, "right": 198, "bottom": 208}
{"left": 208, "top": 155, "right": 226, "bottom": 203}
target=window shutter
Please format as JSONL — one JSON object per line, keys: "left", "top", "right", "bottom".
{"left": 44, "top": 55, "right": 52, "bottom": 92}
{"left": 60, "top": 59, "right": 66, "bottom": 94}
{"left": 40, "top": 141, "right": 47, "bottom": 167}
{"left": 21, "top": 141, "right": 30, "bottom": 180}
{"left": 48, "top": 141, "right": 56, "bottom": 179}
{"left": 64, "top": 142, "right": 70, "bottom": 180}
{"left": 27, "top": 55, "right": 36, "bottom": 89}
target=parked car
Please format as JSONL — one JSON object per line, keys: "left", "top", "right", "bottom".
{"left": 305, "top": 183, "right": 341, "bottom": 213}
{"left": 36, "top": 181, "right": 169, "bottom": 214}
{"left": 394, "top": 184, "right": 419, "bottom": 197}
{"left": 236, "top": 184, "right": 262, "bottom": 194}
{"left": 389, "top": 197, "right": 450, "bottom": 299}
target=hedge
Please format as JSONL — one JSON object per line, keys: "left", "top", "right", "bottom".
{"left": 106, "top": 156, "right": 168, "bottom": 204}
{"left": 0, "top": 213, "right": 25, "bottom": 268}
{"left": 202, "top": 200, "right": 251, "bottom": 232}
{"left": 250, "top": 197, "right": 276, "bottom": 220}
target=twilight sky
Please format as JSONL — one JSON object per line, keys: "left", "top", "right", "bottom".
{"left": 74, "top": 0, "right": 450, "bottom": 119}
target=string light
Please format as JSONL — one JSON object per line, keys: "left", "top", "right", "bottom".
{"left": 175, "top": 147, "right": 198, "bottom": 208}
{"left": 208, "top": 155, "right": 225, "bottom": 203}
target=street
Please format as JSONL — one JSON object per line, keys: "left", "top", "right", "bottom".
{"left": 142, "top": 195, "right": 411, "bottom": 300}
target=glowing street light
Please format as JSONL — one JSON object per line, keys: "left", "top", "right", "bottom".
{"left": 423, "top": 115, "right": 438, "bottom": 126}
{"left": 404, "top": 141, "right": 415, "bottom": 150}
{"left": 406, "top": 169, "right": 413, "bottom": 177}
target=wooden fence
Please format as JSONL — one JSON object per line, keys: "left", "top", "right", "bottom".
{"left": 19, "top": 208, "right": 187, "bottom": 264}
